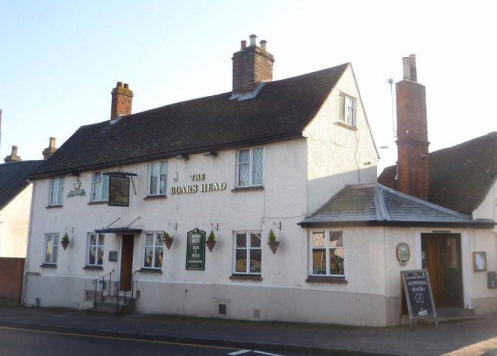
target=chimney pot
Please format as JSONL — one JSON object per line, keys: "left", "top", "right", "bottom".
{"left": 11, "top": 145, "right": 17, "bottom": 155}
{"left": 4, "top": 145, "right": 21, "bottom": 162}
{"left": 117, "top": 81, "right": 123, "bottom": 87}
{"left": 42, "top": 137, "right": 57, "bottom": 160}
{"left": 249, "top": 34, "right": 257, "bottom": 46}
{"left": 260, "top": 40, "right": 267, "bottom": 51}
{"left": 124, "top": 83, "right": 129, "bottom": 89}
{"left": 241, "top": 40, "right": 247, "bottom": 50}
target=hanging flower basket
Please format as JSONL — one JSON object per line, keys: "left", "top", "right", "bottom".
{"left": 61, "top": 233, "right": 70, "bottom": 250}
{"left": 206, "top": 230, "right": 216, "bottom": 252}
{"left": 268, "top": 229, "right": 279, "bottom": 254}
{"left": 162, "top": 232, "right": 174, "bottom": 250}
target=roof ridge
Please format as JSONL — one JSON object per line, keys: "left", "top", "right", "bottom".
{"left": 375, "top": 185, "right": 390, "bottom": 220}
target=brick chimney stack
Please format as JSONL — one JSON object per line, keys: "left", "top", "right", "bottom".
{"left": 232, "top": 34, "right": 274, "bottom": 95}
{"left": 396, "top": 54, "right": 429, "bottom": 200}
{"left": 42, "top": 137, "right": 57, "bottom": 160}
{"left": 4, "top": 145, "right": 21, "bottom": 163}
{"left": 110, "top": 82, "right": 133, "bottom": 119}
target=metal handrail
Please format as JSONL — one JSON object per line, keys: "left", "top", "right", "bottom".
{"left": 93, "top": 269, "right": 114, "bottom": 308}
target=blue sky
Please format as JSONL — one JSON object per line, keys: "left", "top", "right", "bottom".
{"left": 1, "top": 1, "right": 496, "bottom": 170}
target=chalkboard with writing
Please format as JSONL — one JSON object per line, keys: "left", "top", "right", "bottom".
{"left": 401, "top": 270, "right": 437, "bottom": 329}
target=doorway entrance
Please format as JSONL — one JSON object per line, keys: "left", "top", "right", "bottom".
{"left": 421, "top": 233, "right": 463, "bottom": 308}
{"left": 120, "top": 234, "right": 134, "bottom": 291}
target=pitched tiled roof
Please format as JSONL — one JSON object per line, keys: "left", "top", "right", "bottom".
{"left": 29, "top": 64, "right": 350, "bottom": 179}
{"left": 379, "top": 132, "right": 497, "bottom": 215}
{"left": 299, "top": 184, "right": 494, "bottom": 228}
{"left": 0, "top": 160, "right": 43, "bottom": 210}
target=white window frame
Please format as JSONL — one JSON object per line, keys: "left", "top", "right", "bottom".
{"left": 309, "top": 230, "right": 345, "bottom": 277}
{"left": 43, "top": 233, "right": 59, "bottom": 265}
{"left": 232, "top": 231, "right": 262, "bottom": 275}
{"left": 48, "top": 177, "right": 64, "bottom": 206}
{"left": 86, "top": 233, "right": 105, "bottom": 267}
{"left": 339, "top": 93, "right": 356, "bottom": 127}
{"left": 142, "top": 232, "right": 164, "bottom": 270}
{"left": 235, "top": 147, "right": 263, "bottom": 188}
{"left": 148, "top": 161, "right": 168, "bottom": 196}
{"left": 90, "top": 172, "right": 109, "bottom": 202}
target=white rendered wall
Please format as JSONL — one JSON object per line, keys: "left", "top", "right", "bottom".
{"left": 0, "top": 184, "right": 32, "bottom": 257}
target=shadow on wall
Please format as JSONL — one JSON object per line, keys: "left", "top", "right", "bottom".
{"left": 307, "top": 166, "right": 378, "bottom": 214}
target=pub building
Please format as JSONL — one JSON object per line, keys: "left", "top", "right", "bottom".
{"left": 23, "top": 37, "right": 497, "bottom": 326}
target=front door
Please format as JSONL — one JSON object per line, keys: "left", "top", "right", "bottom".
{"left": 120, "top": 234, "right": 134, "bottom": 291}
{"left": 422, "top": 233, "right": 463, "bottom": 308}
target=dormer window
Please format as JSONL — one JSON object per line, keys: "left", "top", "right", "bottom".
{"left": 236, "top": 148, "right": 263, "bottom": 187}
{"left": 148, "top": 161, "right": 168, "bottom": 196}
{"left": 90, "top": 172, "right": 109, "bottom": 202}
{"left": 339, "top": 93, "right": 356, "bottom": 126}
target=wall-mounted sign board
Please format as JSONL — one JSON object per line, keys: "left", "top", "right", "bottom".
{"left": 400, "top": 269, "right": 438, "bottom": 330}
{"left": 186, "top": 228, "right": 206, "bottom": 270}
{"left": 108, "top": 175, "right": 130, "bottom": 207}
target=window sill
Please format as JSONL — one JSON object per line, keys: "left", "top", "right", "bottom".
{"left": 230, "top": 274, "right": 262, "bottom": 281}
{"left": 83, "top": 265, "right": 103, "bottom": 270}
{"left": 40, "top": 263, "right": 57, "bottom": 268}
{"left": 88, "top": 201, "right": 107, "bottom": 205}
{"left": 231, "top": 186, "right": 264, "bottom": 193}
{"left": 140, "top": 268, "right": 163, "bottom": 273}
{"left": 46, "top": 205, "right": 63, "bottom": 209}
{"left": 144, "top": 195, "right": 167, "bottom": 200}
{"left": 335, "top": 121, "right": 357, "bottom": 131}
{"left": 305, "top": 276, "right": 347, "bottom": 284}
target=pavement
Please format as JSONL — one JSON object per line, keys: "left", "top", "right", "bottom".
{"left": 1, "top": 305, "right": 497, "bottom": 355}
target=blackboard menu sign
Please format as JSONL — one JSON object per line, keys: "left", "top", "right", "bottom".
{"left": 186, "top": 228, "right": 206, "bottom": 270}
{"left": 401, "top": 270, "right": 437, "bottom": 329}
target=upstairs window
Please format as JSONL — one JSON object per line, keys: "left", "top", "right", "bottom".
{"left": 48, "top": 177, "right": 64, "bottom": 206}
{"left": 149, "top": 161, "right": 168, "bottom": 196}
{"left": 44, "top": 233, "right": 59, "bottom": 265}
{"left": 310, "top": 231, "right": 344, "bottom": 277}
{"left": 90, "top": 172, "right": 109, "bottom": 202}
{"left": 339, "top": 93, "right": 356, "bottom": 126}
{"left": 236, "top": 148, "right": 263, "bottom": 187}
{"left": 143, "top": 233, "right": 164, "bottom": 270}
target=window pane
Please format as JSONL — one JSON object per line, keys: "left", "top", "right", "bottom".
{"left": 250, "top": 249, "right": 261, "bottom": 273}
{"left": 45, "top": 242, "right": 52, "bottom": 263}
{"left": 252, "top": 148, "right": 263, "bottom": 185}
{"left": 160, "top": 161, "right": 168, "bottom": 174}
{"left": 50, "top": 180, "right": 57, "bottom": 204}
{"left": 329, "top": 231, "right": 343, "bottom": 248}
{"left": 250, "top": 233, "right": 261, "bottom": 248}
{"left": 91, "top": 175, "right": 101, "bottom": 201}
{"left": 330, "top": 248, "right": 344, "bottom": 275}
{"left": 155, "top": 234, "right": 164, "bottom": 246}
{"left": 53, "top": 235, "right": 59, "bottom": 245}
{"left": 154, "top": 247, "right": 163, "bottom": 268}
{"left": 312, "top": 249, "right": 326, "bottom": 275}
{"left": 97, "top": 247, "right": 104, "bottom": 265}
{"left": 150, "top": 163, "right": 159, "bottom": 194}
{"left": 312, "top": 232, "right": 325, "bottom": 247}
{"left": 145, "top": 234, "right": 153, "bottom": 246}
{"left": 101, "top": 175, "right": 109, "bottom": 200}
{"left": 98, "top": 234, "right": 105, "bottom": 246}
{"left": 235, "top": 250, "right": 247, "bottom": 273}
{"left": 52, "top": 246, "right": 58, "bottom": 263}
{"left": 89, "top": 234, "right": 96, "bottom": 245}
{"left": 144, "top": 247, "right": 153, "bottom": 267}
{"left": 159, "top": 174, "right": 167, "bottom": 194}
{"left": 57, "top": 178, "right": 64, "bottom": 204}
{"left": 236, "top": 234, "right": 246, "bottom": 248}
{"left": 238, "top": 150, "right": 249, "bottom": 163}
{"left": 238, "top": 163, "right": 249, "bottom": 186}
{"left": 89, "top": 247, "right": 96, "bottom": 265}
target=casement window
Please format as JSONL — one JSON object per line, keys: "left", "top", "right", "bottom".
{"left": 236, "top": 148, "right": 263, "bottom": 187}
{"left": 48, "top": 177, "right": 64, "bottom": 206}
{"left": 143, "top": 233, "right": 164, "bottom": 269}
{"left": 90, "top": 172, "right": 109, "bottom": 202}
{"left": 339, "top": 93, "right": 356, "bottom": 126}
{"left": 233, "top": 232, "right": 262, "bottom": 274}
{"left": 44, "top": 233, "right": 59, "bottom": 265}
{"left": 87, "top": 233, "right": 105, "bottom": 266}
{"left": 310, "top": 231, "right": 344, "bottom": 276}
{"left": 148, "top": 161, "right": 168, "bottom": 196}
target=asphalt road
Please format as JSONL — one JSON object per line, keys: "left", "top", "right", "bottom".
{"left": 0, "top": 326, "right": 295, "bottom": 356}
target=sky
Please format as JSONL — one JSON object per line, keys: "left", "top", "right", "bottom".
{"left": 1, "top": 0, "right": 496, "bottom": 172}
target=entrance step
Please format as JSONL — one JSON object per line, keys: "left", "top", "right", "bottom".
{"left": 419, "top": 308, "right": 480, "bottom": 325}
{"left": 94, "top": 297, "right": 136, "bottom": 315}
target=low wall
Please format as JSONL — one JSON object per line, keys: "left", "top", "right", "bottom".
{"left": 0, "top": 258, "right": 25, "bottom": 304}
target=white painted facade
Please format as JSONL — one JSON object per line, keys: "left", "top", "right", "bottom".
{"left": 0, "top": 184, "right": 32, "bottom": 258}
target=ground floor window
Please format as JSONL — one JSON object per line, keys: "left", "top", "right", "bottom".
{"left": 143, "top": 233, "right": 164, "bottom": 269}
{"left": 44, "top": 233, "right": 59, "bottom": 264}
{"left": 310, "top": 231, "right": 344, "bottom": 276}
{"left": 234, "top": 232, "right": 261, "bottom": 274}
{"left": 87, "top": 233, "right": 105, "bottom": 266}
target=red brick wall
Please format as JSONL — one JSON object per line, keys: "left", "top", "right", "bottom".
{"left": 232, "top": 46, "right": 274, "bottom": 94}
{"left": 0, "top": 257, "right": 25, "bottom": 303}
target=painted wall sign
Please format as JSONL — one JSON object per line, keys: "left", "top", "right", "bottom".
{"left": 170, "top": 173, "right": 227, "bottom": 195}
{"left": 186, "top": 228, "right": 206, "bottom": 270}
{"left": 108, "top": 175, "right": 130, "bottom": 206}
{"left": 400, "top": 269, "right": 437, "bottom": 329}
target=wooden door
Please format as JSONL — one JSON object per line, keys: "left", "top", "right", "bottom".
{"left": 426, "top": 238, "right": 442, "bottom": 305}
{"left": 120, "top": 235, "right": 134, "bottom": 291}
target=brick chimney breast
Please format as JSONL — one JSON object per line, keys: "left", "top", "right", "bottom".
{"left": 4, "top": 145, "right": 21, "bottom": 163}
{"left": 396, "top": 54, "right": 430, "bottom": 200}
{"left": 42, "top": 137, "right": 57, "bottom": 160}
{"left": 232, "top": 35, "right": 275, "bottom": 95}
{"left": 110, "top": 82, "right": 133, "bottom": 119}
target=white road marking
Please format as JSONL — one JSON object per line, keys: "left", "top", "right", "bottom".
{"left": 228, "top": 350, "right": 251, "bottom": 355}
{"left": 253, "top": 351, "right": 283, "bottom": 356}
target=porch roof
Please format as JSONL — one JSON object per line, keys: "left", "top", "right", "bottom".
{"left": 95, "top": 227, "right": 143, "bottom": 234}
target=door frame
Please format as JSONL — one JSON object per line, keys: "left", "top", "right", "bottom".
{"left": 119, "top": 233, "right": 136, "bottom": 291}
{"left": 415, "top": 230, "right": 471, "bottom": 309}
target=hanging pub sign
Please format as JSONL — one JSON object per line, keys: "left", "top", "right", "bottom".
{"left": 400, "top": 270, "right": 438, "bottom": 330}
{"left": 186, "top": 228, "right": 206, "bottom": 270}
{"left": 108, "top": 174, "right": 130, "bottom": 207}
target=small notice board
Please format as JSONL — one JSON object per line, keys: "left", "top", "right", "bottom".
{"left": 400, "top": 269, "right": 438, "bottom": 330}
{"left": 186, "top": 228, "right": 206, "bottom": 270}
